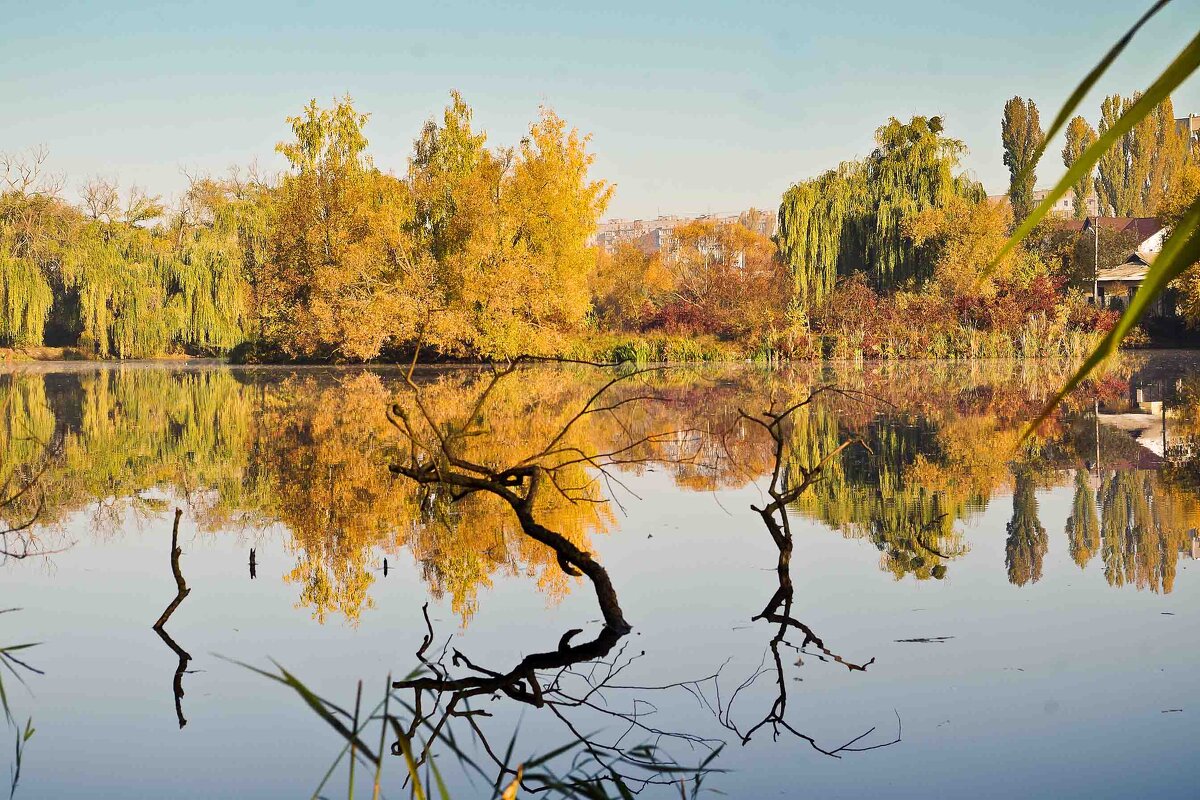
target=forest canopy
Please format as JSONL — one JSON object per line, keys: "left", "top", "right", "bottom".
{"left": 1, "top": 91, "right": 1196, "bottom": 363}
{"left": 0, "top": 94, "right": 612, "bottom": 361}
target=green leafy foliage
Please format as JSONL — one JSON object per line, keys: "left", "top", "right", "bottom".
{"left": 777, "top": 116, "right": 984, "bottom": 311}
{"left": 1001, "top": 97, "right": 1044, "bottom": 222}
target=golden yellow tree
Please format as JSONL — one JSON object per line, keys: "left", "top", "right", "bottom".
{"left": 265, "top": 96, "right": 421, "bottom": 360}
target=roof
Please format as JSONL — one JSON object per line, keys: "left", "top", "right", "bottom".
{"left": 1057, "top": 216, "right": 1163, "bottom": 241}
{"left": 1097, "top": 263, "right": 1149, "bottom": 282}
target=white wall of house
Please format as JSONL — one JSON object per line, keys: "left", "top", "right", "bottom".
{"left": 1139, "top": 228, "right": 1166, "bottom": 254}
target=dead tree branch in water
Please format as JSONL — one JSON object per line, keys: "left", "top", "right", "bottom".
{"left": 385, "top": 358, "right": 725, "bottom": 793}
{"left": 711, "top": 389, "right": 900, "bottom": 756}
{"left": 392, "top": 604, "right": 723, "bottom": 795}
{"left": 151, "top": 508, "right": 192, "bottom": 729}
{"left": 386, "top": 357, "right": 704, "bottom": 634}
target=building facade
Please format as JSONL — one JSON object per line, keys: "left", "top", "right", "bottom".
{"left": 590, "top": 208, "right": 777, "bottom": 255}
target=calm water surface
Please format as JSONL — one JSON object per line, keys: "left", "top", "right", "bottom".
{"left": 2, "top": 355, "right": 1199, "bottom": 798}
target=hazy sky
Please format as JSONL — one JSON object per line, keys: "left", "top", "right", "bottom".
{"left": 1, "top": 0, "right": 1197, "bottom": 219}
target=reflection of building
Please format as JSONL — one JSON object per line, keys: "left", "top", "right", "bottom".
{"left": 1095, "top": 372, "right": 1182, "bottom": 460}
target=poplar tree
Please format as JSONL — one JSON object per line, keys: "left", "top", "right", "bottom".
{"left": 1094, "top": 93, "right": 1191, "bottom": 216}
{"left": 1001, "top": 96, "right": 1044, "bottom": 224}
{"left": 1061, "top": 116, "right": 1097, "bottom": 218}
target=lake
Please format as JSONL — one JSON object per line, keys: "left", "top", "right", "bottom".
{"left": 2, "top": 355, "right": 1198, "bottom": 799}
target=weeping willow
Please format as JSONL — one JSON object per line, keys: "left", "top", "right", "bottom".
{"left": 0, "top": 184, "right": 254, "bottom": 357}
{"left": 56, "top": 220, "right": 252, "bottom": 358}
{"left": 63, "top": 228, "right": 173, "bottom": 358}
{"left": 786, "top": 407, "right": 971, "bottom": 580}
{"left": 0, "top": 251, "right": 52, "bottom": 347}
{"left": 163, "top": 231, "right": 250, "bottom": 353}
{"left": 777, "top": 116, "right": 984, "bottom": 311}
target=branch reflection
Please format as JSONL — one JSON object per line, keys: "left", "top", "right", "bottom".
{"left": 151, "top": 508, "right": 192, "bottom": 729}
{"left": 714, "top": 392, "right": 898, "bottom": 755}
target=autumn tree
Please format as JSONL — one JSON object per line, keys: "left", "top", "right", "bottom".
{"left": 590, "top": 243, "right": 672, "bottom": 330}
{"left": 1094, "top": 93, "right": 1191, "bottom": 216}
{"left": 1001, "top": 97, "right": 1044, "bottom": 223}
{"left": 263, "top": 96, "right": 419, "bottom": 360}
{"left": 905, "top": 194, "right": 1045, "bottom": 298}
{"left": 406, "top": 93, "right": 610, "bottom": 359}
{"left": 1061, "top": 116, "right": 1098, "bottom": 218}
{"left": 1162, "top": 160, "right": 1200, "bottom": 326}
{"left": 777, "top": 115, "right": 983, "bottom": 312}
{"left": 654, "top": 219, "right": 786, "bottom": 340}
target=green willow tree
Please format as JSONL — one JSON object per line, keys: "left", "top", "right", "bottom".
{"left": 1061, "top": 116, "right": 1098, "bottom": 219}
{"left": 0, "top": 251, "right": 52, "bottom": 347}
{"left": 1001, "top": 97, "right": 1044, "bottom": 223}
{"left": 777, "top": 116, "right": 983, "bottom": 313}
{"left": 0, "top": 156, "right": 254, "bottom": 357}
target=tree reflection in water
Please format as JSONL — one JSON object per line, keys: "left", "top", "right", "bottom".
{"left": 4, "top": 359, "right": 1200, "bottom": 792}
{"left": 386, "top": 358, "right": 725, "bottom": 793}
{"left": 1, "top": 359, "right": 1199, "bottom": 629}
{"left": 711, "top": 394, "right": 898, "bottom": 754}
{"left": 378, "top": 364, "right": 899, "bottom": 793}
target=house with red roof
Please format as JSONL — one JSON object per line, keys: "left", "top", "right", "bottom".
{"left": 1057, "top": 217, "right": 1167, "bottom": 311}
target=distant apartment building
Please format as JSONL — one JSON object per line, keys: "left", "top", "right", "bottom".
{"left": 590, "top": 208, "right": 777, "bottom": 255}
{"left": 1034, "top": 187, "right": 1099, "bottom": 217}
{"left": 987, "top": 187, "right": 1098, "bottom": 218}
{"left": 1177, "top": 113, "right": 1200, "bottom": 148}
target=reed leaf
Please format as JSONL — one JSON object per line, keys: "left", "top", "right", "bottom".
{"left": 994, "top": 26, "right": 1200, "bottom": 271}
{"left": 1015, "top": 0, "right": 1171, "bottom": 189}
{"left": 1022, "top": 195, "right": 1200, "bottom": 439}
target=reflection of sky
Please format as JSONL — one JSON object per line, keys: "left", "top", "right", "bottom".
{"left": 7, "top": 466, "right": 1198, "bottom": 798}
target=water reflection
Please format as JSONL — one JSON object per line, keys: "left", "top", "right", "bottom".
{"left": 716, "top": 398, "right": 895, "bottom": 755}
{"left": 151, "top": 508, "right": 192, "bottom": 729}
{"left": 1, "top": 358, "right": 1199, "bottom": 627}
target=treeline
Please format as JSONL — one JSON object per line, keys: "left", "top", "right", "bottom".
{"left": 774, "top": 93, "right": 1199, "bottom": 359}
{"left": 1, "top": 91, "right": 1197, "bottom": 362}
{"left": 0, "top": 93, "right": 611, "bottom": 361}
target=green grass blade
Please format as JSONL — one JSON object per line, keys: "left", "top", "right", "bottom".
{"left": 392, "top": 730, "right": 427, "bottom": 800}
{"left": 1017, "top": 0, "right": 1170, "bottom": 186}
{"left": 426, "top": 752, "right": 452, "bottom": 800}
{"left": 310, "top": 741, "right": 355, "bottom": 800}
{"left": 274, "top": 665, "right": 379, "bottom": 764}
{"left": 372, "top": 675, "right": 390, "bottom": 800}
{"left": 992, "top": 27, "right": 1200, "bottom": 272}
{"left": 523, "top": 737, "right": 589, "bottom": 769}
{"left": 1022, "top": 196, "right": 1200, "bottom": 439}
{"left": 492, "top": 724, "right": 521, "bottom": 797}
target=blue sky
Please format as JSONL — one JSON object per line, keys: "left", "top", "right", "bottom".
{"left": 1, "top": 0, "right": 1197, "bottom": 219}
